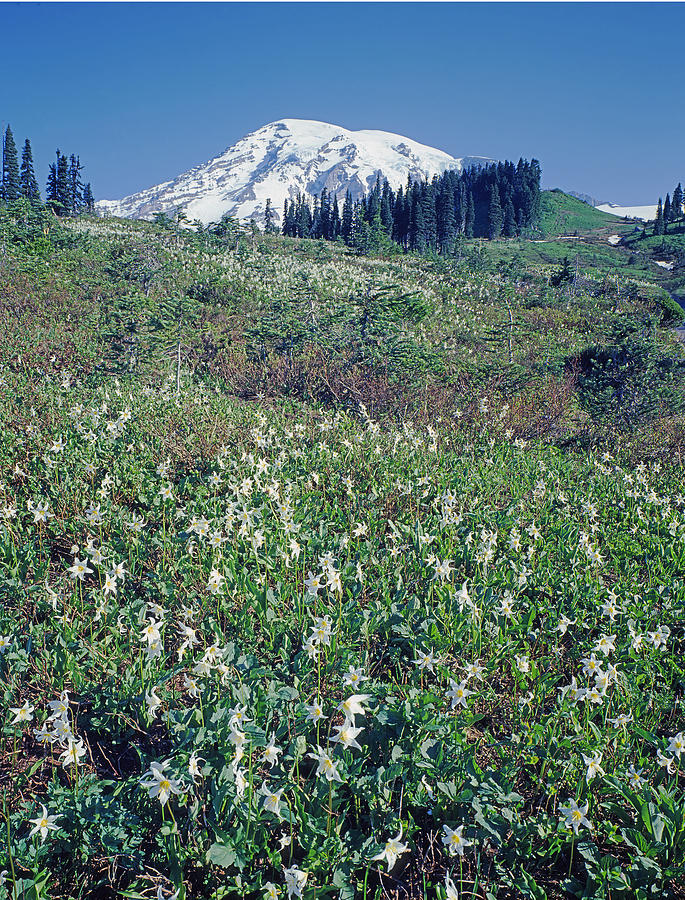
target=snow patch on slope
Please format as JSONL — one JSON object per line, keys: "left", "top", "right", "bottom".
{"left": 596, "top": 202, "right": 657, "bottom": 221}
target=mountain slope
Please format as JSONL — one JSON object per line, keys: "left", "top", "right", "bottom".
{"left": 539, "top": 190, "right": 638, "bottom": 237}
{"left": 97, "top": 119, "right": 492, "bottom": 225}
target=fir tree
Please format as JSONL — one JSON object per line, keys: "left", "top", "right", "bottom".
{"left": 46, "top": 163, "right": 59, "bottom": 212}
{"left": 465, "top": 191, "right": 475, "bottom": 238}
{"left": 318, "top": 188, "right": 330, "bottom": 239}
{"left": 57, "top": 152, "right": 69, "bottom": 214}
{"left": 19, "top": 138, "right": 40, "bottom": 202}
{"left": 392, "top": 186, "right": 408, "bottom": 247}
{"left": 2, "top": 125, "right": 20, "bottom": 202}
{"left": 672, "top": 183, "right": 683, "bottom": 220}
{"left": 341, "top": 191, "right": 354, "bottom": 244}
{"left": 296, "top": 193, "right": 312, "bottom": 237}
{"left": 264, "top": 197, "right": 274, "bottom": 233}
{"left": 380, "top": 180, "right": 393, "bottom": 235}
{"left": 437, "top": 180, "right": 456, "bottom": 253}
{"left": 488, "top": 183, "right": 503, "bottom": 239}
{"left": 663, "top": 194, "right": 671, "bottom": 231}
{"left": 282, "top": 199, "right": 292, "bottom": 236}
{"left": 82, "top": 183, "right": 95, "bottom": 212}
{"left": 47, "top": 150, "right": 70, "bottom": 216}
{"left": 366, "top": 175, "right": 381, "bottom": 224}
{"left": 409, "top": 183, "right": 427, "bottom": 252}
{"left": 503, "top": 198, "right": 516, "bottom": 237}
{"left": 350, "top": 202, "right": 371, "bottom": 254}
{"left": 422, "top": 179, "right": 438, "bottom": 249}
{"left": 68, "top": 154, "right": 84, "bottom": 214}
{"left": 330, "top": 195, "right": 340, "bottom": 239}
{"left": 654, "top": 198, "right": 664, "bottom": 236}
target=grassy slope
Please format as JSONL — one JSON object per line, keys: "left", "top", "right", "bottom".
{"left": 538, "top": 190, "right": 636, "bottom": 238}
{"left": 474, "top": 192, "right": 684, "bottom": 290}
{"left": 1, "top": 204, "right": 685, "bottom": 900}
{"left": 622, "top": 221, "right": 685, "bottom": 301}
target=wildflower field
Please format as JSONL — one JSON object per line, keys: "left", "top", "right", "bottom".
{"left": 0, "top": 203, "right": 684, "bottom": 899}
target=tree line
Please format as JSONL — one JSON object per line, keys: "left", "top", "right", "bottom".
{"left": 1, "top": 123, "right": 95, "bottom": 215}
{"left": 653, "top": 182, "right": 683, "bottom": 235}
{"left": 277, "top": 158, "right": 542, "bottom": 254}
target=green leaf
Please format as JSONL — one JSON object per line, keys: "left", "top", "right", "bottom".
{"left": 208, "top": 842, "right": 237, "bottom": 869}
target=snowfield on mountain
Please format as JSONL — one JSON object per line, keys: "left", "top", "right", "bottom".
{"left": 97, "top": 118, "right": 493, "bottom": 225}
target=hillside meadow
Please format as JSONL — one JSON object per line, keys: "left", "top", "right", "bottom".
{"left": 0, "top": 200, "right": 684, "bottom": 900}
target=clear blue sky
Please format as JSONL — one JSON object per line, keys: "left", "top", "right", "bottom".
{"left": 2, "top": 2, "right": 683, "bottom": 205}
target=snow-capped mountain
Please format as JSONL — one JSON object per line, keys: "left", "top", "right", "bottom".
{"left": 97, "top": 119, "right": 493, "bottom": 225}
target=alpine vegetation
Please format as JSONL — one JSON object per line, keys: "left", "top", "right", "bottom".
{"left": 0, "top": 191, "right": 683, "bottom": 900}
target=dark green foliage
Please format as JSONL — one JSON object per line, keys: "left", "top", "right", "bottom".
{"left": 503, "top": 198, "right": 517, "bottom": 237}
{"left": 657, "top": 292, "right": 684, "bottom": 326}
{"left": 465, "top": 190, "right": 475, "bottom": 237}
{"left": 68, "top": 154, "right": 84, "bottom": 213}
{"left": 575, "top": 327, "right": 685, "bottom": 428}
{"left": 671, "top": 183, "right": 683, "bottom": 221}
{"left": 0, "top": 198, "right": 84, "bottom": 255}
{"left": 47, "top": 150, "right": 70, "bottom": 215}
{"left": 263, "top": 197, "right": 275, "bottom": 233}
{"left": 488, "top": 184, "right": 503, "bottom": 239}
{"left": 56, "top": 151, "right": 69, "bottom": 213}
{"left": 46, "top": 149, "right": 91, "bottom": 216}
{"left": 2, "top": 125, "right": 20, "bottom": 202}
{"left": 281, "top": 159, "right": 542, "bottom": 254}
{"left": 654, "top": 198, "right": 665, "bottom": 236}
{"left": 551, "top": 256, "right": 573, "bottom": 286}
{"left": 19, "top": 138, "right": 40, "bottom": 202}
{"left": 46, "top": 162, "right": 58, "bottom": 210}
{"left": 3, "top": 123, "right": 92, "bottom": 217}
{"left": 83, "top": 182, "right": 95, "bottom": 212}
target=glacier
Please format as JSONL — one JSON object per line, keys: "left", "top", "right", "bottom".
{"left": 97, "top": 118, "right": 493, "bottom": 225}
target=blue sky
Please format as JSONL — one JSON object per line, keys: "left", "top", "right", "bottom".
{"left": 2, "top": 2, "right": 683, "bottom": 204}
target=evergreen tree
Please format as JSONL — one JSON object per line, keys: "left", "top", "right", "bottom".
{"left": 282, "top": 199, "right": 293, "bottom": 236}
{"left": 465, "top": 191, "right": 475, "bottom": 238}
{"left": 409, "top": 183, "right": 427, "bottom": 252}
{"left": 663, "top": 193, "right": 671, "bottom": 230}
{"left": 296, "top": 193, "right": 312, "bottom": 237}
{"left": 422, "top": 179, "right": 438, "bottom": 249}
{"left": 310, "top": 193, "right": 321, "bottom": 238}
{"left": 488, "top": 183, "right": 503, "bottom": 239}
{"left": 318, "top": 188, "right": 330, "bottom": 239}
{"left": 264, "top": 197, "right": 274, "bottom": 233}
{"left": 366, "top": 175, "right": 381, "bottom": 224}
{"left": 19, "top": 138, "right": 40, "bottom": 202}
{"left": 46, "top": 150, "right": 70, "bottom": 215}
{"left": 2, "top": 125, "right": 20, "bottom": 202}
{"left": 46, "top": 163, "right": 59, "bottom": 212}
{"left": 503, "top": 198, "right": 517, "bottom": 237}
{"left": 68, "top": 154, "right": 84, "bottom": 214}
{"left": 392, "top": 186, "right": 409, "bottom": 247}
{"left": 272, "top": 154, "right": 541, "bottom": 255}
{"left": 437, "top": 180, "right": 456, "bottom": 253}
{"left": 330, "top": 195, "right": 340, "bottom": 239}
{"left": 341, "top": 191, "right": 354, "bottom": 244}
{"left": 654, "top": 198, "right": 664, "bottom": 236}
{"left": 380, "top": 180, "right": 394, "bottom": 235}
{"left": 654, "top": 197, "right": 664, "bottom": 234}
{"left": 528, "top": 159, "right": 542, "bottom": 225}
{"left": 82, "top": 183, "right": 95, "bottom": 212}
{"left": 672, "top": 183, "right": 683, "bottom": 220}
{"left": 350, "top": 202, "right": 371, "bottom": 254}
{"left": 455, "top": 182, "right": 466, "bottom": 234}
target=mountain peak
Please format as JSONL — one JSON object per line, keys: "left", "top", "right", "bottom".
{"left": 97, "top": 119, "right": 493, "bottom": 225}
